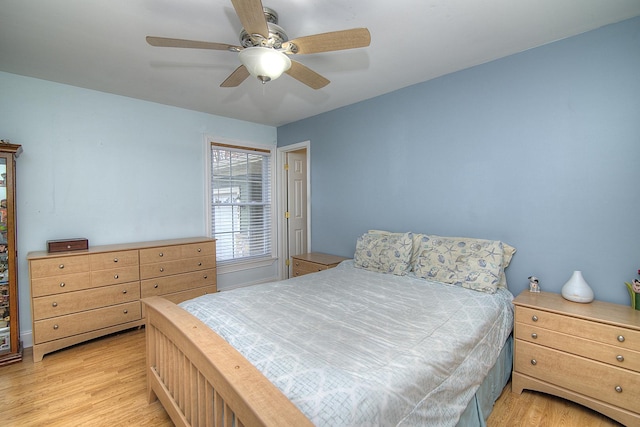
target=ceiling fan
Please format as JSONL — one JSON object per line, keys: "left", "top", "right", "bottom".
{"left": 146, "top": 0, "right": 371, "bottom": 90}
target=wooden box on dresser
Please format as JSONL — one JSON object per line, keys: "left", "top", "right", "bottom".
{"left": 27, "top": 237, "right": 216, "bottom": 362}
{"left": 512, "top": 291, "right": 640, "bottom": 426}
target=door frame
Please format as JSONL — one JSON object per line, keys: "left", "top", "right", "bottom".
{"left": 276, "top": 140, "right": 311, "bottom": 280}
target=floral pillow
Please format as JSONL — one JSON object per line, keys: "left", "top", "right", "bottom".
{"left": 413, "top": 235, "right": 505, "bottom": 294}
{"left": 354, "top": 232, "right": 413, "bottom": 276}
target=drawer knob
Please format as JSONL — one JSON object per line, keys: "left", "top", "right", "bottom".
{"left": 113, "top": 258, "right": 119, "bottom": 263}
{"left": 616, "top": 355, "right": 625, "bottom": 362}
{"left": 53, "top": 324, "right": 59, "bottom": 330}
{"left": 203, "top": 275, "right": 208, "bottom": 279}
{"left": 52, "top": 302, "right": 58, "bottom": 307}
{"left": 58, "top": 264, "right": 64, "bottom": 269}
{"left": 317, "top": 268, "right": 322, "bottom": 271}
{"left": 198, "top": 262, "right": 202, "bottom": 266}
{"left": 123, "top": 309, "right": 128, "bottom": 314}
{"left": 531, "top": 333, "right": 538, "bottom": 339}
{"left": 159, "top": 252, "right": 164, "bottom": 257}
{"left": 295, "top": 261, "right": 299, "bottom": 266}
{"left": 122, "top": 290, "right": 127, "bottom": 294}
{"left": 531, "top": 315, "right": 538, "bottom": 322}
{"left": 615, "top": 386, "right": 623, "bottom": 393}
{"left": 59, "top": 282, "right": 66, "bottom": 288}
{"left": 154, "top": 284, "right": 159, "bottom": 289}
{"left": 530, "top": 359, "right": 537, "bottom": 366}
{"left": 197, "top": 248, "right": 202, "bottom": 252}
{"left": 159, "top": 267, "right": 164, "bottom": 272}
{"left": 618, "top": 335, "right": 625, "bottom": 343}
{"left": 114, "top": 274, "right": 119, "bottom": 279}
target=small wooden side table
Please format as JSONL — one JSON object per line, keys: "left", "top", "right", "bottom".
{"left": 291, "top": 252, "right": 349, "bottom": 277}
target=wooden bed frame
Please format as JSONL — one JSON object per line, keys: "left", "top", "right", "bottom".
{"left": 143, "top": 296, "right": 313, "bottom": 427}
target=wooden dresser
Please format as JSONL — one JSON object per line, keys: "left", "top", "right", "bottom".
{"left": 291, "top": 252, "right": 349, "bottom": 277}
{"left": 28, "top": 237, "right": 216, "bottom": 362}
{"left": 512, "top": 291, "right": 640, "bottom": 426}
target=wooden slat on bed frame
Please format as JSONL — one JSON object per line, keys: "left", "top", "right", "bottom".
{"left": 143, "top": 296, "right": 313, "bottom": 427}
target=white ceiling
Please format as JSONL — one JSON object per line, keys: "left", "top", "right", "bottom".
{"left": 2, "top": 0, "right": 639, "bottom": 127}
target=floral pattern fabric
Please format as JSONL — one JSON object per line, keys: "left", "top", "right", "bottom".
{"left": 413, "top": 235, "right": 506, "bottom": 294}
{"left": 354, "top": 232, "right": 413, "bottom": 276}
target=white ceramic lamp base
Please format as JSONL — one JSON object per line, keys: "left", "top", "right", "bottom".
{"left": 561, "top": 270, "right": 594, "bottom": 303}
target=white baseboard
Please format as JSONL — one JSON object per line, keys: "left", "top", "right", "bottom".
{"left": 21, "top": 329, "right": 33, "bottom": 349}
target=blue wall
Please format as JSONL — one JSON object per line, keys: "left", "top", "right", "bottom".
{"left": 0, "top": 72, "right": 277, "bottom": 343}
{"left": 278, "top": 17, "right": 640, "bottom": 305}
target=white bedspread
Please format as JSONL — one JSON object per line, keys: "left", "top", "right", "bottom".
{"left": 179, "top": 260, "right": 514, "bottom": 426}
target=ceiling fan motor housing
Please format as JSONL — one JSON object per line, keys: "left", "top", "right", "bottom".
{"left": 239, "top": 7, "right": 288, "bottom": 48}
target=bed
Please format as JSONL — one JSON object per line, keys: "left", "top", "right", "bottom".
{"left": 143, "top": 232, "right": 516, "bottom": 426}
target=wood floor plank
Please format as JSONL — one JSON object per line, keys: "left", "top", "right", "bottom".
{"left": 0, "top": 328, "right": 625, "bottom": 426}
{"left": 0, "top": 328, "right": 172, "bottom": 427}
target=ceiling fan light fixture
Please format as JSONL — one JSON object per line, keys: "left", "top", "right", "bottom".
{"left": 239, "top": 47, "right": 291, "bottom": 83}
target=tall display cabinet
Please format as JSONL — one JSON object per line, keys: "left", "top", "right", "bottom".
{"left": 0, "top": 141, "right": 22, "bottom": 365}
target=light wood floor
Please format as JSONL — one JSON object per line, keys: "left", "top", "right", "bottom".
{"left": 0, "top": 328, "right": 624, "bottom": 426}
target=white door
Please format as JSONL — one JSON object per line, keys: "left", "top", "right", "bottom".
{"left": 286, "top": 150, "right": 308, "bottom": 278}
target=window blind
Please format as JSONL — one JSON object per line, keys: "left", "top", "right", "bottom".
{"left": 210, "top": 143, "right": 272, "bottom": 262}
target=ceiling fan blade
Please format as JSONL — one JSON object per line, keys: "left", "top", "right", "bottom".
{"left": 231, "top": 0, "right": 269, "bottom": 38}
{"left": 283, "top": 28, "right": 371, "bottom": 55}
{"left": 146, "top": 36, "right": 241, "bottom": 51}
{"left": 220, "top": 65, "right": 251, "bottom": 87}
{"left": 286, "top": 60, "right": 330, "bottom": 90}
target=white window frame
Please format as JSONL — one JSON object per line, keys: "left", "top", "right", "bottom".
{"left": 204, "top": 136, "right": 277, "bottom": 274}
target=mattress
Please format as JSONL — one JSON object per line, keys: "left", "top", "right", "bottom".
{"left": 180, "top": 260, "right": 514, "bottom": 426}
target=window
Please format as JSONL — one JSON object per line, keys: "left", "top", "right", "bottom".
{"left": 208, "top": 142, "right": 274, "bottom": 263}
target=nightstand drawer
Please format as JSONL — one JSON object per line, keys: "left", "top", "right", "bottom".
{"left": 293, "top": 259, "right": 329, "bottom": 276}
{"left": 516, "top": 322, "right": 640, "bottom": 371}
{"left": 516, "top": 305, "right": 640, "bottom": 352}
{"left": 291, "top": 253, "right": 348, "bottom": 277}
{"left": 515, "top": 340, "right": 640, "bottom": 409}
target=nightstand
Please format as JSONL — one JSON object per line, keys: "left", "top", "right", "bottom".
{"left": 291, "top": 253, "right": 349, "bottom": 277}
{"left": 512, "top": 291, "right": 640, "bottom": 426}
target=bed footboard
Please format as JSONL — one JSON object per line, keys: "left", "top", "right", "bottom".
{"left": 142, "top": 296, "right": 313, "bottom": 427}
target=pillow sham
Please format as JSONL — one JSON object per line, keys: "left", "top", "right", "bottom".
{"left": 413, "top": 235, "right": 505, "bottom": 294}
{"left": 497, "top": 243, "right": 516, "bottom": 289}
{"left": 368, "top": 229, "right": 423, "bottom": 269}
{"left": 354, "top": 232, "right": 413, "bottom": 276}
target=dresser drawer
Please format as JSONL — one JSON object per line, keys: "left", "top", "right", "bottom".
{"left": 516, "top": 322, "right": 640, "bottom": 372}
{"left": 515, "top": 340, "right": 640, "bottom": 409}
{"left": 89, "top": 250, "right": 139, "bottom": 270}
{"left": 140, "top": 268, "right": 216, "bottom": 298}
{"left": 31, "top": 272, "right": 92, "bottom": 297}
{"left": 30, "top": 255, "right": 90, "bottom": 279}
{"left": 90, "top": 265, "right": 140, "bottom": 287}
{"left": 180, "top": 241, "right": 216, "bottom": 259}
{"left": 516, "top": 306, "right": 640, "bottom": 352}
{"left": 140, "top": 256, "right": 216, "bottom": 279}
{"left": 34, "top": 301, "right": 141, "bottom": 344}
{"left": 139, "top": 241, "right": 216, "bottom": 264}
{"left": 139, "top": 245, "right": 183, "bottom": 264}
{"left": 32, "top": 282, "right": 141, "bottom": 320}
